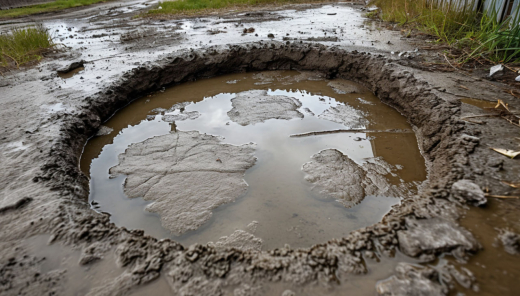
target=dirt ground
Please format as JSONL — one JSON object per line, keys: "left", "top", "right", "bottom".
{"left": 0, "top": 1, "right": 519, "bottom": 295}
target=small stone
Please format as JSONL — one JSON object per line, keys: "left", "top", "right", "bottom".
{"left": 497, "top": 229, "right": 520, "bottom": 255}
{"left": 451, "top": 179, "right": 486, "bottom": 206}
{"left": 267, "top": 33, "right": 274, "bottom": 38}
{"left": 397, "top": 217, "right": 478, "bottom": 258}
{"left": 281, "top": 290, "right": 296, "bottom": 296}
{"left": 376, "top": 263, "right": 446, "bottom": 296}
{"left": 516, "top": 75, "right": 520, "bottom": 82}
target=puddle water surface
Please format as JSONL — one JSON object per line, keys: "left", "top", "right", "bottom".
{"left": 81, "top": 71, "right": 426, "bottom": 249}
{"left": 58, "top": 66, "right": 85, "bottom": 79}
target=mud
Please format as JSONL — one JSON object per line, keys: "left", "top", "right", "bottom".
{"left": 227, "top": 90, "right": 303, "bottom": 125}
{"left": 109, "top": 131, "right": 257, "bottom": 235}
{"left": 376, "top": 263, "right": 447, "bottom": 296}
{"left": 302, "top": 149, "right": 409, "bottom": 208}
{"left": 1, "top": 1, "right": 519, "bottom": 295}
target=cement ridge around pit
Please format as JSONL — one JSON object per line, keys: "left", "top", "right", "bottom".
{"left": 1, "top": 42, "right": 518, "bottom": 296}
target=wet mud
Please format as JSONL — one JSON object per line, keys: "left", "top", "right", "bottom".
{"left": 1, "top": 2, "right": 519, "bottom": 295}
{"left": 81, "top": 71, "right": 425, "bottom": 250}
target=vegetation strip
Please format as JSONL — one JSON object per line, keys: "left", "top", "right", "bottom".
{"left": 369, "top": 0, "right": 520, "bottom": 64}
{"left": 148, "top": 0, "right": 334, "bottom": 15}
{"left": 0, "top": 25, "right": 55, "bottom": 67}
{"left": 0, "top": 0, "right": 110, "bottom": 19}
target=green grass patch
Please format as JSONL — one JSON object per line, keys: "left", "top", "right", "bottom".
{"left": 0, "top": 25, "right": 55, "bottom": 67}
{"left": 148, "top": 0, "right": 332, "bottom": 15}
{"left": 370, "top": 0, "right": 520, "bottom": 64}
{"left": 0, "top": 0, "right": 110, "bottom": 19}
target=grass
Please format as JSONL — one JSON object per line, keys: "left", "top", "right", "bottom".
{"left": 369, "top": 0, "right": 520, "bottom": 64}
{"left": 148, "top": 0, "right": 332, "bottom": 15}
{"left": 0, "top": 25, "right": 55, "bottom": 67}
{"left": 0, "top": 0, "right": 110, "bottom": 19}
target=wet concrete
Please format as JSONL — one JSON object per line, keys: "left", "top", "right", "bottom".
{"left": 81, "top": 71, "right": 426, "bottom": 249}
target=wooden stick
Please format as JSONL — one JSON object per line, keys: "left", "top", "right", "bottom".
{"left": 290, "top": 129, "right": 413, "bottom": 138}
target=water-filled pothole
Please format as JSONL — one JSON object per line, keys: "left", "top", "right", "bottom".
{"left": 81, "top": 71, "right": 426, "bottom": 249}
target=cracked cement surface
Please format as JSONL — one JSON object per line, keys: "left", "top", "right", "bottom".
{"left": 318, "top": 104, "right": 368, "bottom": 128}
{"left": 109, "top": 131, "right": 256, "bottom": 235}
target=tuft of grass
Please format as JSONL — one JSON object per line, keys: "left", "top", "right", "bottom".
{"left": 370, "top": 0, "right": 520, "bottom": 64}
{"left": 0, "top": 25, "right": 55, "bottom": 67}
{"left": 148, "top": 0, "right": 332, "bottom": 15}
{"left": 0, "top": 0, "right": 111, "bottom": 19}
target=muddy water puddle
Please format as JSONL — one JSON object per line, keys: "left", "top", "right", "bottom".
{"left": 449, "top": 198, "right": 520, "bottom": 296}
{"left": 58, "top": 66, "right": 85, "bottom": 79}
{"left": 81, "top": 71, "right": 426, "bottom": 250}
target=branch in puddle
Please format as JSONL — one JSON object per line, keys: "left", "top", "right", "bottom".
{"left": 289, "top": 129, "right": 414, "bottom": 138}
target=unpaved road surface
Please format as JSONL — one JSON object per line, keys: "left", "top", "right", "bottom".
{"left": 1, "top": 1, "right": 519, "bottom": 295}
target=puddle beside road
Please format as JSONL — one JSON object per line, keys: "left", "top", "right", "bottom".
{"left": 58, "top": 66, "right": 85, "bottom": 79}
{"left": 80, "top": 71, "right": 426, "bottom": 250}
{"left": 461, "top": 97, "right": 497, "bottom": 110}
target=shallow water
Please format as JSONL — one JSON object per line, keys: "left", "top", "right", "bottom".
{"left": 58, "top": 66, "right": 85, "bottom": 79}
{"left": 81, "top": 71, "right": 426, "bottom": 249}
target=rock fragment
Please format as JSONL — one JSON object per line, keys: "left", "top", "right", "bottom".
{"left": 497, "top": 228, "right": 520, "bottom": 255}
{"left": 397, "top": 218, "right": 478, "bottom": 259}
{"left": 110, "top": 131, "right": 256, "bottom": 234}
{"left": 227, "top": 90, "right": 303, "bottom": 126}
{"left": 96, "top": 125, "right": 113, "bottom": 136}
{"left": 302, "top": 149, "right": 407, "bottom": 208}
{"left": 451, "top": 179, "right": 486, "bottom": 206}
{"left": 376, "top": 263, "right": 446, "bottom": 296}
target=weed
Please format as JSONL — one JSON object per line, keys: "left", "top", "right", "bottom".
{"left": 148, "top": 0, "right": 331, "bottom": 15}
{"left": 370, "top": 0, "right": 520, "bottom": 64}
{"left": 0, "top": 25, "right": 55, "bottom": 67}
{"left": 0, "top": 0, "right": 111, "bottom": 19}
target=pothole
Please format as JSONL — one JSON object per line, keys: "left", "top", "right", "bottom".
{"left": 80, "top": 70, "right": 426, "bottom": 250}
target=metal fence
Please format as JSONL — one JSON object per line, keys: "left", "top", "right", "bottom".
{"left": 485, "top": 0, "right": 519, "bottom": 23}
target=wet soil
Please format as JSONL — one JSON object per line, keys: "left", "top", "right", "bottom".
{"left": 1, "top": 1, "right": 520, "bottom": 295}
{"left": 80, "top": 71, "right": 426, "bottom": 249}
